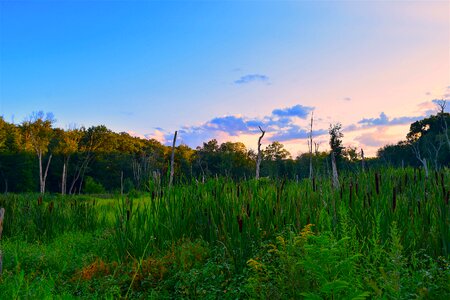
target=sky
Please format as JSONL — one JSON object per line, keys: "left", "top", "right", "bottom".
{"left": 0, "top": 0, "right": 449, "bottom": 157}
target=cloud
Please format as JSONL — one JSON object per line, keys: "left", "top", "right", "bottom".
{"left": 145, "top": 104, "right": 328, "bottom": 148}
{"left": 355, "top": 127, "right": 401, "bottom": 148}
{"left": 270, "top": 127, "right": 327, "bottom": 142}
{"left": 358, "top": 112, "right": 420, "bottom": 127}
{"left": 343, "top": 97, "right": 352, "bottom": 101}
{"left": 209, "top": 115, "right": 249, "bottom": 135}
{"left": 234, "top": 74, "right": 270, "bottom": 85}
{"left": 272, "top": 104, "right": 314, "bottom": 119}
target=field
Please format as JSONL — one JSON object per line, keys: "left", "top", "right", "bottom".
{"left": 0, "top": 167, "right": 449, "bottom": 299}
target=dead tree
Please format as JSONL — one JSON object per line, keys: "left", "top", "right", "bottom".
{"left": 308, "top": 111, "right": 314, "bottom": 179}
{"left": 436, "top": 100, "right": 450, "bottom": 150}
{"left": 361, "top": 148, "right": 365, "bottom": 172}
{"left": 255, "top": 126, "right": 265, "bottom": 179}
{"left": 0, "top": 207, "right": 5, "bottom": 275}
{"left": 169, "top": 131, "right": 177, "bottom": 188}
{"left": 411, "top": 142, "right": 429, "bottom": 178}
{"left": 331, "top": 152, "right": 340, "bottom": 189}
{"left": 426, "top": 136, "right": 444, "bottom": 170}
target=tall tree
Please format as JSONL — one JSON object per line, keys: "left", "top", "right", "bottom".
{"left": 22, "top": 112, "right": 55, "bottom": 194}
{"left": 55, "top": 127, "right": 81, "bottom": 195}
{"left": 22, "top": 111, "right": 55, "bottom": 194}
{"left": 329, "top": 123, "right": 344, "bottom": 159}
{"left": 69, "top": 125, "right": 112, "bottom": 194}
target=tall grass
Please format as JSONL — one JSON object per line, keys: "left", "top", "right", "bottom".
{"left": 112, "top": 167, "right": 449, "bottom": 269}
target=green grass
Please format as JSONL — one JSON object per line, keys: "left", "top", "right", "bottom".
{"left": 0, "top": 167, "right": 449, "bottom": 298}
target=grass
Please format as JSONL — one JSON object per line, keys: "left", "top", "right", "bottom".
{"left": 0, "top": 167, "right": 449, "bottom": 298}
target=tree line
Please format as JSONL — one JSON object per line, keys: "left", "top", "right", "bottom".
{"left": 0, "top": 102, "right": 448, "bottom": 194}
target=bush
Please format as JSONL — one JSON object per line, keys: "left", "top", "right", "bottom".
{"left": 83, "top": 176, "right": 106, "bottom": 194}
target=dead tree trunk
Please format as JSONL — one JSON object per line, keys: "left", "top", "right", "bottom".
{"left": 38, "top": 152, "right": 52, "bottom": 194}
{"left": 308, "top": 112, "right": 314, "bottom": 179}
{"left": 0, "top": 207, "right": 5, "bottom": 275}
{"left": 412, "top": 142, "right": 429, "bottom": 178}
{"left": 61, "top": 156, "right": 70, "bottom": 195}
{"left": 169, "top": 131, "right": 177, "bottom": 188}
{"left": 361, "top": 148, "right": 365, "bottom": 172}
{"left": 331, "top": 152, "right": 340, "bottom": 189}
{"left": 255, "top": 126, "right": 265, "bottom": 180}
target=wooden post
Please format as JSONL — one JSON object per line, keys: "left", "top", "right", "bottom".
{"left": 169, "top": 131, "right": 177, "bottom": 188}
{"left": 256, "top": 126, "right": 265, "bottom": 179}
{"left": 0, "top": 207, "right": 5, "bottom": 275}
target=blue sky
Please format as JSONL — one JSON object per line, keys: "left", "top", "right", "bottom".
{"left": 1, "top": 0, "right": 448, "bottom": 156}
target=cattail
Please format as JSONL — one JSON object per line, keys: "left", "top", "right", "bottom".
{"left": 48, "top": 201, "right": 54, "bottom": 213}
{"left": 38, "top": 196, "right": 43, "bottom": 206}
{"left": 236, "top": 216, "right": 243, "bottom": 233}
{"left": 392, "top": 187, "right": 396, "bottom": 211}
{"left": 349, "top": 183, "right": 353, "bottom": 207}
{"left": 375, "top": 173, "right": 380, "bottom": 195}
{"left": 246, "top": 203, "right": 251, "bottom": 218}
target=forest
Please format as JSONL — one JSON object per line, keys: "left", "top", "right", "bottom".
{"left": 0, "top": 104, "right": 449, "bottom": 195}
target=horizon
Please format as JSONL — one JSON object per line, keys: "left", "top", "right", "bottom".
{"left": 1, "top": 0, "right": 449, "bottom": 157}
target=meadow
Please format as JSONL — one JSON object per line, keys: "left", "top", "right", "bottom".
{"left": 0, "top": 167, "right": 448, "bottom": 299}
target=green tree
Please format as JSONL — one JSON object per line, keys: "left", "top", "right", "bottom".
{"left": 22, "top": 111, "right": 55, "bottom": 194}
{"left": 329, "top": 123, "right": 344, "bottom": 159}
{"left": 264, "top": 141, "right": 291, "bottom": 161}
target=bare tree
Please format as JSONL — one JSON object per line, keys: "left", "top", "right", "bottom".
{"left": 361, "top": 148, "right": 365, "bottom": 172}
{"left": 22, "top": 112, "right": 55, "bottom": 194}
{"left": 427, "top": 138, "right": 443, "bottom": 170}
{"left": 411, "top": 142, "right": 429, "bottom": 178}
{"left": 169, "top": 131, "right": 177, "bottom": 188}
{"left": 308, "top": 111, "right": 314, "bottom": 179}
{"left": 435, "top": 99, "right": 450, "bottom": 150}
{"left": 255, "top": 126, "right": 265, "bottom": 179}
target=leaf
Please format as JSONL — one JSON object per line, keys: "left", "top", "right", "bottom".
{"left": 320, "top": 279, "right": 349, "bottom": 294}
{"left": 300, "top": 292, "right": 323, "bottom": 300}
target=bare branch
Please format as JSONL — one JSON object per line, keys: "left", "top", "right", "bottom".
{"left": 255, "top": 127, "right": 266, "bottom": 179}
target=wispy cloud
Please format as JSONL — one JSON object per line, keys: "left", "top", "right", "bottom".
{"left": 355, "top": 127, "right": 401, "bottom": 148}
{"left": 234, "top": 74, "right": 270, "bottom": 85}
